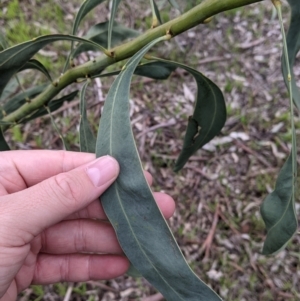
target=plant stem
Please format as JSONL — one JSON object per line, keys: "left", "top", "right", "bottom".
{"left": 2, "top": 0, "right": 263, "bottom": 128}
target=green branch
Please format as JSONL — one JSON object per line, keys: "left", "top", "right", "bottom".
{"left": 2, "top": 0, "right": 263, "bottom": 127}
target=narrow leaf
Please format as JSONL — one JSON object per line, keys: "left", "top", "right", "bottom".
{"left": 108, "top": 0, "right": 122, "bottom": 49}
{"left": 260, "top": 154, "right": 297, "bottom": 254}
{"left": 0, "top": 129, "right": 10, "bottom": 151}
{"left": 20, "top": 90, "right": 79, "bottom": 123}
{"left": 260, "top": 0, "right": 298, "bottom": 255}
{"left": 72, "top": 0, "right": 106, "bottom": 36}
{"left": 135, "top": 61, "right": 176, "bottom": 79}
{"left": 79, "top": 81, "right": 96, "bottom": 153}
{"left": 19, "top": 59, "right": 53, "bottom": 82}
{"left": 96, "top": 37, "right": 221, "bottom": 301}
{"left": 282, "top": 0, "right": 300, "bottom": 110}
{"left": 150, "top": 0, "right": 162, "bottom": 27}
{"left": 145, "top": 58, "right": 226, "bottom": 172}
{"left": 64, "top": 0, "right": 106, "bottom": 72}
{"left": 73, "top": 22, "right": 138, "bottom": 58}
{"left": 0, "top": 34, "right": 105, "bottom": 97}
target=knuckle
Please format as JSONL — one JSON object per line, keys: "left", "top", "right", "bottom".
{"left": 48, "top": 173, "right": 82, "bottom": 208}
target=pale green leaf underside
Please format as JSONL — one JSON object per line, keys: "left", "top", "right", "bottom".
{"left": 96, "top": 37, "right": 221, "bottom": 301}
{"left": 0, "top": 34, "right": 105, "bottom": 97}
{"left": 79, "top": 81, "right": 96, "bottom": 153}
{"left": 260, "top": 154, "right": 297, "bottom": 255}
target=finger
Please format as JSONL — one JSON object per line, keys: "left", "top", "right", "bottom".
{"left": 144, "top": 171, "right": 153, "bottom": 186}
{"left": 0, "top": 156, "right": 119, "bottom": 244}
{"left": 40, "top": 219, "right": 123, "bottom": 254}
{"left": 67, "top": 192, "right": 175, "bottom": 220}
{"left": 0, "top": 150, "right": 96, "bottom": 191}
{"left": 32, "top": 254, "right": 129, "bottom": 285}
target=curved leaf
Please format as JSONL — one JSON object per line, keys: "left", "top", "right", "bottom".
{"left": 135, "top": 61, "right": 176, "bottom": 79}
{"left": 108, "top": 0, "right": 122, "bottom": 49}
{"left": 18, "top": 59, "right": 53, "bottom": 82}
{"left": 20, "top": 90, "right": 79, "bottom": 123}
{"left": 79, "top": 81, "right": 96, "bottom": 153}
{"left": 260, "top": 0, "right": 298, "bottom": 256}
{"left": 146, "top": 58, "right": 226, "bottom": 171}
{"left": 260, "top": 154, "right": 297, "bottom": 255}
{"left": 0, "top": 34, "right": 105, "bottom": 97}
{"left": 96, "top": 37, "right": 221, "bottom": 301}
{"left": 282, "top": 0, "right": 300, "bottom": 110}
{"left": 73, "top": 22, "right": 138, "bottom": 58}
{"left": 2, "top": 84, "right": 47, "bottom": 118}
{"left": 72, "top": 0, "right": 106, "bottom": 36}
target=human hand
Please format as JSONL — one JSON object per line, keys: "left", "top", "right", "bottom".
{"left": 0, "top": 150, "right": 175, "bottom": 301}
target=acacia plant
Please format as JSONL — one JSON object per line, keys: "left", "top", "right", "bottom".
{"left": 0, "top": 0, "right": 299, "bottom": 300}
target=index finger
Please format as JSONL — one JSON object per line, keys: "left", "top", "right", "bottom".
{"left": 0, "top": 150, "right": 96, "bottom": 187}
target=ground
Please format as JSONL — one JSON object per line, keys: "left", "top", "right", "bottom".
{"left": 0, "top": 0, "right": 299, "bottom": 300}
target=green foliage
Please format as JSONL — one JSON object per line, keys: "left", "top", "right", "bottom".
{"left": 0, "top": 0, "right": 299, "bottom": 299}
{"left": 260, "top": 154, "right": 297, "bottom": 254}
{"left": 94, "top": 36, "right": 222, "bottom": 300}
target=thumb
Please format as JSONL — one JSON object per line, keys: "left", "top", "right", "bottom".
{"left": 1, "top": 155, "right": 119, "bottom": 242}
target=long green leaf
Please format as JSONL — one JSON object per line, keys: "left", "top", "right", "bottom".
{"left": 18, "top": 59, "right": 53, "bottom": 82}
{"left": 150, "top": 0, "right": 162, "bottom": 27}
{"left": 145, "top": 58, "right": 226, "bottom": 172}
{"left": 0, "top": 128, "right": 9, "bottom": 151}
{"left": 73, "top": 22, "right": 139, "bottom": 58}
{"left": 282, "top": 0, "right": 300, "bottom": 110}
{"left": 260, "top": 154, "right": 297, "bottom": 254}
{"left": 96, "top": 36, "right": 221, "bottom": 301}
{"left": 20, "top": 90, "right": 79, "bottom": 123}
{"left": 72, "top": 0, "right": 106, "bottom": 36}
{"left": 79, "top": 81, "right": 96, "bottom": 153}
{"left": 108, "top": 0, "right": 122, "bottom": 49}
{"left": 260, "top": 0, "right": 298, "bottom": 255}
{"left": 0, "top": 34, "right": 105, "bottom": 97}
{"left": 64, "top": 0, "right": 106, "bottom": 72}
{"left": 134, "top": 61, "right": 176, "bottom": 79}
